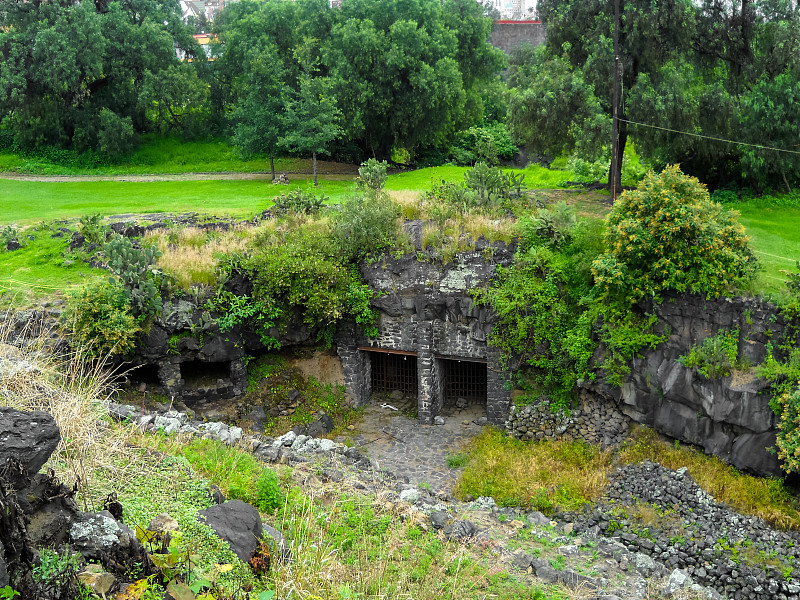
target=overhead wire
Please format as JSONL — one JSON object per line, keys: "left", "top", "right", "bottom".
{"left": 618, "top": 118, "right": 800, "bottom": 156}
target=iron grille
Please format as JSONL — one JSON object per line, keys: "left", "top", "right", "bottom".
{"left": 371, "top": 352, "right": 419, "bottom": 397}
{"left": 442, "top": 359, "right": 487, "bottom": 406}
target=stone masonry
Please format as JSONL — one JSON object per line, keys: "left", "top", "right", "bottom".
{"left": 336, "top": 245, "right": 516, "bottom": 425}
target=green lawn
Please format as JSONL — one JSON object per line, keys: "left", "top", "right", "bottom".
{"left": 0, "top": 235, "right": 104, "bottom": 306}
{"left": 385, "top": 163, "right": 575, "bottom": 191}
{"left": 730, "top": 198, "right": 800, "bottom": 297}
{"left": 0, "top": 178, "right": 357, "bottom": 225}
{"left": 0, "top": 136, "right": 357, "bottom": 176}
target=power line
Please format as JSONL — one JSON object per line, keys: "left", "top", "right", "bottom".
{"left": 618, "top": 118, "right": 800, "bottom": 156}
{"left": 752, "top": 250, "right": 799, "bottom": 263}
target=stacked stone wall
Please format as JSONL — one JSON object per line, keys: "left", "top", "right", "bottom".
{"left": 489, "top": 21, "right": 547, "bottom": 54}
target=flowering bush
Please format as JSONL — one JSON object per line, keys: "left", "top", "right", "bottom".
{"left": 776, "top": 388, "right": 800, "bottom": 474}
{"left": 592, "top": 165, "right": 758, "bottom": 304}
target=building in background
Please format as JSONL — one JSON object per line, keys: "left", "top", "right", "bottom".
{"left": 485, "top": 0, "right": 536, "bottom": 20}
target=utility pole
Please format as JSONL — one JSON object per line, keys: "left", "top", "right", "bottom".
{"left": 609, "top": 0, "right": 621, "bottom": 201}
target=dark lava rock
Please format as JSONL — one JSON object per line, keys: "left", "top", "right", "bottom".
{"left": 443, "top": 520, "right": 477, "bottom": 541}
{"left": 197, "top": 500, "right": 263, "bottom": 562}
{"left": 0, "top": 407, "right": 60, "bottom": 484}
{"left": 70, "top": 510, "right": 150, "bottom": 575}
{"left": 306, "top": 413, "right": 334, "bottom": 438}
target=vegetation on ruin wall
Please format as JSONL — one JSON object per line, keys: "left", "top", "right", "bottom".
{"left": 480, "top": 166, "right": 760, "bottom": 411}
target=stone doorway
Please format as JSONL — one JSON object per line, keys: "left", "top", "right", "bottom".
{"left": 439, "top": 357, "right": 487, "bottom": 409}
{"left": 369, "top": 350, "right": 418, "bottom": 398}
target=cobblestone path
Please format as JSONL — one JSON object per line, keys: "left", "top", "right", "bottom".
{"left": 337, "top": 394, "right": 487, "bottom": 495}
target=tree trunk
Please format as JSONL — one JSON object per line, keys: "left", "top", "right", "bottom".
{"left": 270, "top": 156, "right": 275, "bottom": 181}
{"left": 313, "top": 152, "right": 318, "bottom": 187}
{"left": 615, "top": 119, "right": 628, "bottom": 194}
{"left": 609, "top": 0, "right": 622, "bottom": 199}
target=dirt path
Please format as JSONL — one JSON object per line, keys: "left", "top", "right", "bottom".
{"left": 0, "top": 171, "right": 357, "bottom": 183}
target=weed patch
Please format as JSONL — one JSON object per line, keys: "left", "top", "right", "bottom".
{"left": 454, "top": 429, "right": 611, "bottom": 512}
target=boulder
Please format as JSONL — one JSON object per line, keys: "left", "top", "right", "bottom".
{"left": 197, "top": 500, "right": 263, "bottom": 562}
{"left": 78, "top": 564, "right": 116, "bottom": 595}
{"left": 70, "top": 511, "right": 149, "bottom": 575}
{"left": 662, "top": 569, "right": 693, "bottom": 597}
{"left": 443, "top": 520, "right": 477, "bottom": 541}
{"left": 306, "top": 413, "right": 334, "bottom": 438}
{"left": 15, "top": 474, "right": 79, "bottom": 548}
{"left": 0, "top": 407, "right": 60, "bottom": 481}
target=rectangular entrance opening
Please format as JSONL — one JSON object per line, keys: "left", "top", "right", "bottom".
{"left": 369, "top": 352, "right": 418, "bottom": 397}
{"left": 180, "top": 360, "right": 231, "bottom": 389}
{"left": 441, "top": 358, "right": 487, "bottom": 407}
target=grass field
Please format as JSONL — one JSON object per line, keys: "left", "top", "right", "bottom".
{"left": 729, "top": 198, "right": 800, "bottom": 297}
{"left": 2, "top": 143, "right": 798, "bottom": 301}
{"left": 0, "top": 234, "right": 104, "bottom": 306}
{"left": 0, "top": 136, "right": 359, "bottom": 176}
{"left": 0, "top": 178, "right": 358, "bottom": 225}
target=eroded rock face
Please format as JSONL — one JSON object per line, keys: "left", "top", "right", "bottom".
{"left": 586, "top": 294, "right": 792, "bottom": 477}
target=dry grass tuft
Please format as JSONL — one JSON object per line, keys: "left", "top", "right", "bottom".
{"left": 145, "top": 225, "right": 260, "bottom": 289}
{"left": 0, "top": 316, "right": 137, "bottom": 508}
{"left": 387, "top": 189, "right": 423, "bottom": 220}
{"left": 455, "top": 428, "right": 612, "bottom": 512}
{"left": 618, "top": 426, "right": 800, "bottom": 530}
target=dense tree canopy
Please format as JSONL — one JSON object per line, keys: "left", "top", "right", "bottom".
{"left": 214, "top": 0, "right": 504, "bottom": 161}
{"left": 527, "top": 0, "right": 800, "bottom": 190}
{"left": 0, "top": 0, "right": 203, "bottom": 154}
{"left": 1, "top": 0, "right": 504, "bottom": 162}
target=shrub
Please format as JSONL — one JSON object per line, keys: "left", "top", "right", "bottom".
{"left": 774, "top": 388, "right": 800, "bottom": 475}
{"left": 78, "top": 213, "right": 108, "bottom": 246}
{"left": 332, "top": 192, "right": 402, "bottom": 261}
{"left": 592, "top": 165, "right": 758, "bottom": 305}
{"left": 757, "top": 344, "right": 800, "bottom": 408}
{"left": 464, "top": 162, "right": 505, "bottom": 205}
{"left": 272, "top": 189, "right": 325, "bottom": 215}
{"left": 0, "top": 225, "right": 22, "bottom": 250}
{"left": 424, "top": 164, "right": 527, "bottom": 214}
{"left": 566, "top": 156, "right": 608, "bottom": 183}
{"left": 232, "top": 229, "right": 378, "bottom": 346}
{"left": 355, "top": 158, "right": 389, "bottom": 191}
{"left": 678, "top": 328, "right": 740, "bottom": 379}
{"left": 476, "top": 205, "right": 603, "bottom": 409}
{"left": 450, "top": 123, "right": 518, "bottom": 166}
{"left": 96, "top": 108, "right": 137, "bottom": 159}
{"left": 104, "top": 234, "right": 164, "bottom": 319}
{"left": 256, "top": 468, "right": 283, "bottom": 513}
{"left": 63, "top": 280, "right": 140, "bottom": 357}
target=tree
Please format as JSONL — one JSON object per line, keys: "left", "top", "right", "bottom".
{"left": 214, "top": 0, "right": 503, "bottom": 160}
{"left": 139, "top": 63, "right": 210, "bottom": 136}
{"left": 507, "top": 46, "right": 608, "bottom": 160}
{"left": 230, "top": 44, "right": 290, "bottom": 180}
{"left": 738, "top": 71, "right": 800, "bottom": 192}
{"left": 279, "top": 75, "right": 342, "bottom": 186}
{"left": 537, "top": 0, "right": 697, "bottom": 188}
{"left": 0, "top": 0, "right": 201, "bottom": 152}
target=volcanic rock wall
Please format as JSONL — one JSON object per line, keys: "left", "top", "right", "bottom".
{"left": 586, "top": 294, "right": 792, "bottom": 477}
